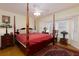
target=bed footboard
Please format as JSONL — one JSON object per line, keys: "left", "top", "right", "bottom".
{"left": 15, "top": 38, "right": 54, "bottom": 56}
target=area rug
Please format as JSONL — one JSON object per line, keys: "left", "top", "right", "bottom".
{"left": 34, "top": 45, "right": 79, "bottom": 56}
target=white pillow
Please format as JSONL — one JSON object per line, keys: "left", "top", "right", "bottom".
{"left": 29, "top": 30, "right": 37, "bottom": 33}
{"left": 32, "top": 30, "right": 37, "bottom": 32}
{"left": 19, "top": 30, "right": 26, "bottom": 34}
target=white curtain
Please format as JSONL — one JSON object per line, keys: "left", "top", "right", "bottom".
{"left": 56, "top": 16, "right": 79, "bottom": 42}
{"left": 55, "top": 20, "right": 68, "bottom": 38}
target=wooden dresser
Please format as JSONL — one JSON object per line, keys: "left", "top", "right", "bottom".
{"left": 1, "top": 34, "right": 14, "bottom": 49}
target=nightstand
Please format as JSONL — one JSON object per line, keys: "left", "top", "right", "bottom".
{"left": 60, "top": 31, "right": 68, "bottom": 45}
{"left": 60, "top": 38, "right": 68, "bottom": 45}
{"left": 1, "top": 34, "right": 14, "bottom": 49}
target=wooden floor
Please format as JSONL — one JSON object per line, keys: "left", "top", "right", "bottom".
{"left": 0, "top": 43, "right": 79, "bottom": 56}
{"left": 0, "top": 46, "right": 25, "bottom": 56}
{"left": 57, "top": 43, "right": 79, "bottom": 52}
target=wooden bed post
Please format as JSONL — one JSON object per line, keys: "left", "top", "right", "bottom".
{"left": 14, "top": 16, "right": 16, "bottom": 35}
{"left": 34, "top": 17, "right": 36, "bottom": 30}
{"left": 53, "top": 13, "right": 55, "bottom": 45}
{"left": 13, "top": 16, "right": 16, "bottom": 44}
{"left": 26, "top": 3, "right": 29, "bottom": 47}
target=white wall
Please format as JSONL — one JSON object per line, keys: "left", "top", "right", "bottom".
{"left": 0, "top": 9, "right": 26, "bottom": 35}
{"left": 39, "top": 15, "right": 53, "bottom": 33}
{"left": 29, "top": 17, "right": 34, "bottom": 29}
{"left": 55, "top": 7, "right": 79, "bottom": 20}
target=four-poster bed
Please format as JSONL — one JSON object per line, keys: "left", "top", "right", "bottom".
{"left": 14, "top": 3, "right": 55, "bottom": 55}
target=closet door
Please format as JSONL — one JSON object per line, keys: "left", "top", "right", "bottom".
{"left": 68, "top": 16, "right": 79, "bottom": 48}
{"left": 73, "top": 17, "right": 78, "bottom": 41}
{"left": 68, "top": 16, "right": 78, "bottom": 41}
{"left": 68, "top": 19, "right": 74, "bottom": 40}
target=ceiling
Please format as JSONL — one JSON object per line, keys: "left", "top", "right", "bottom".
{"left": 0, "top": 3, "right": 79, "bottom": 17}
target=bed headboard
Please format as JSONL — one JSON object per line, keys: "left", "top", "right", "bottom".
{"left": 20, "top": 28, "right": 26, "bottom": 30}
{"left": 16, "top": 27, "right": 33, "bottom": 34}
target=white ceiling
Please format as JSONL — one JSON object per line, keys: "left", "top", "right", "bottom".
{"left": 0, "top": 3, "right": 79, "bottom": 17}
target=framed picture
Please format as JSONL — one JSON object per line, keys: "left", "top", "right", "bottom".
{"left": 2, "top": 15, "right": 10, "bottom": 23}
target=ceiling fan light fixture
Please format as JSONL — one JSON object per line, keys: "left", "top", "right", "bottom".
{"left": 33, "top": 12, "right": 40, "bottom": 16}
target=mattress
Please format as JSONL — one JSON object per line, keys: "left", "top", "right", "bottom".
{"left": 15, "top": 33, "right": 53, "bottom": 46}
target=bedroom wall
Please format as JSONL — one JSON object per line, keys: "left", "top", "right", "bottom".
{"left": 0, "top": 9, "right": 34, "bottom": 34}
{"left": 38, "top": 6, "right": 79, "bottom": 49}
{"left": 15, "top": 15, "right": 34, "bottom": 30}
{"left": 38, "top": 15, "right": 53, "bottom": 33}
{"left": 55, "top": 6, "right": 79, "bottom": 49}
{"left": 69, "top": 16, "right": 79, "bottom": 49}
{"left": 55, "top": 6, "right": 79, "bottom": 20}
{"left": 0, "top": 9, "right": 34, "bottom": 47}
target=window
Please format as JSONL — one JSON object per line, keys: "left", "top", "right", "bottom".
{"left": 55, "top": 20, "right": 68, "bottom": 38}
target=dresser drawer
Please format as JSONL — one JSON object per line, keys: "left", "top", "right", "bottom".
{"left": 1, "top": 34, "right": 14, "bottom": 49}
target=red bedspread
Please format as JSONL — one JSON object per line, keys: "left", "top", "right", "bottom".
{"left": 16, "top": 33, "right": 53, "bottom": 46}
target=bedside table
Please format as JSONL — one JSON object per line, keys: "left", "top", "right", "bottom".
{"left": 60, "top": 31, "right": 68, "bottom": 45}
{"left": 60, "top": 38, "right": 68, "bottom": 45}
{"left": 1, "top": 34, "right": 14, "bottom": 49}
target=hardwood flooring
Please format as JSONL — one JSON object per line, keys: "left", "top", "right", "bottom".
{"left": 0, "top": 43, "right": 79, "bottom": 56}
{"left": 0, "top": 46, "right": 25, "bottom": 56}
